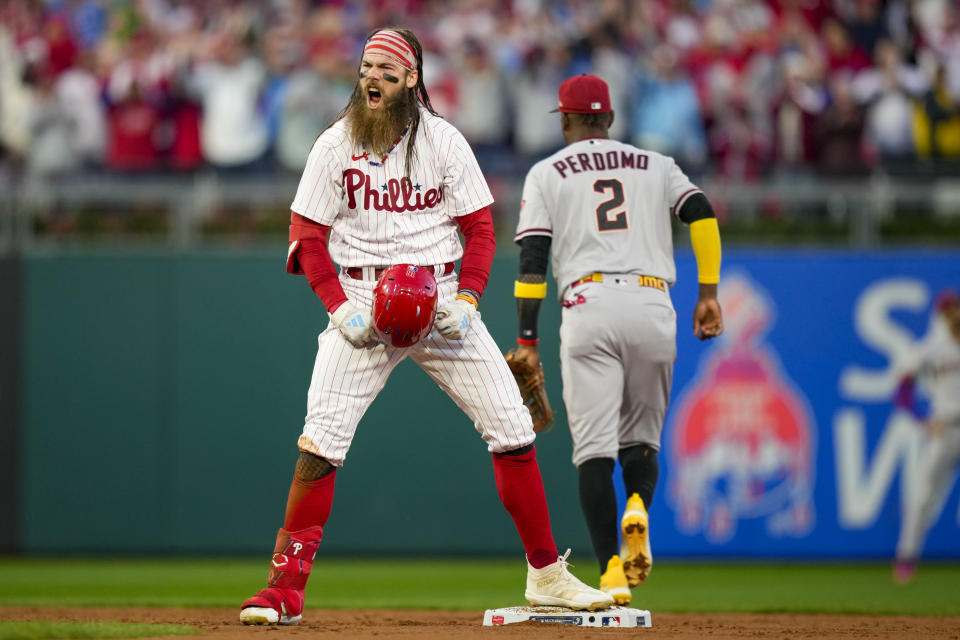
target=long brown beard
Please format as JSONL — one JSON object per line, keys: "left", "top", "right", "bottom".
{"left": 345, "top": 86, "right": 415, "bottom": 158}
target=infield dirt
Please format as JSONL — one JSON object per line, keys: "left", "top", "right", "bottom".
{"left": 2, "top": 606, "right": 960, "bottom": 639}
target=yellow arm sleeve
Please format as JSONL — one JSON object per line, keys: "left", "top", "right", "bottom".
{"left": 514, "top": 281, "right": 548, "bottom": 299}
{"left": 690, "top": 218, "right": 721, "bottom": 284}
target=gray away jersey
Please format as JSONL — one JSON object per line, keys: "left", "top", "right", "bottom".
{"left": 514, "top": 138, "right": 702, "bottom": 296}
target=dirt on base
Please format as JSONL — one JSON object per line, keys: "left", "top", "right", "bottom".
{"left": 2, "top": 606, "right": 959, "bottom": 639}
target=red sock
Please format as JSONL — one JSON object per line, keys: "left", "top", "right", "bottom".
{"left": 492, "top": 446, "right": 558, "bottom": 569}
{"left": 284, "top": 469, "right": 337, "bottom": 532}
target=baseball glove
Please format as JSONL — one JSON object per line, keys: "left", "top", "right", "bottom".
{"left": 505, "top": 349, "right": 555, "bottom": 433}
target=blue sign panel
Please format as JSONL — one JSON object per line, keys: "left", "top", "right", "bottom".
{"left": 639, "top": 249, "right": 960, "bottom": 558}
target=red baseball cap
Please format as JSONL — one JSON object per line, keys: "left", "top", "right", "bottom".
{"left": 551, "top": 74, "right": 612, "bottom": 114}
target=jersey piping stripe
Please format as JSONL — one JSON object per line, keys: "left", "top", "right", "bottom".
{"left": 670, "top": 188, "right": 702, "bottom": 216}
{"left": 514, "top": 227, "right": 553, "bottom": 241}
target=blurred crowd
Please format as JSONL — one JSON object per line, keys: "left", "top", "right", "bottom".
{"left": 2, "top": 0, "right": 960, "bottom": 184}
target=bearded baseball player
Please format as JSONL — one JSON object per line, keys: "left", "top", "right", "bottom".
{"left": 239, "top": 29, "right": 612, "bottom": 625}
{"left": 892, "top": 289, "right": 960, "bottom": 584}
{"left": 511, "top": 74, "right": 724, "bottom": 605}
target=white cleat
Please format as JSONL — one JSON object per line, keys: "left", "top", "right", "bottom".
{"left": 525, "top": 549, "right": 615, "bottom": 611}
{"left": 239, "top": 605, "right": 301, "bottom": 626}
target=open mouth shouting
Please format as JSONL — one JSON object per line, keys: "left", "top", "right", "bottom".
{"left": 366, "top": 84, "right": 383, "bottom": 109}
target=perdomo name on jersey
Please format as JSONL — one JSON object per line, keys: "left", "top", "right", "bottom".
{"left": 552, "top": 151, "right": 649, "bottom": 179}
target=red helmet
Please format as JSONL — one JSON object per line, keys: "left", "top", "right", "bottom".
{"left": 936, "top": 288, "right": 960, "bottom": 314}
{"left": 373, "top": 264, "right": 438, "bottom": 347}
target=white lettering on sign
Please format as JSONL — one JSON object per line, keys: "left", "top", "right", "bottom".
{"left": 834, "top": 408, "right": 922, "bottom": 527}
{"left": 833, "top": 277, "right": 939, "bottom": 529}
{"left": 839, "top": 278, "right": 928, "bottom": 401}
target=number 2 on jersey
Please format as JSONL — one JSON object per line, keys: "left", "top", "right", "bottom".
{"left": 593, "top": 179, "right": 628, "bottom": 231}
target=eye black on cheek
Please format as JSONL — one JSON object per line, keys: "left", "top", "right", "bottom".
{"left": 382, "top": 73, "right": 400, "bottom": 84}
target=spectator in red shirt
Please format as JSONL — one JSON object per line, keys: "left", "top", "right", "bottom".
{"left": 821, "top": 16, "right": 872, "bottom": 73}
{"left": 166, "top": 69, "right": 203, "bottom": 171}
{"left": 104, "top": 81, "right": 163, "bottom": 172}
{"left": 41, "top": 14, "right": 77, "bottom": 75}
{"left": 103, "top": 33, "right": 166, "bottom": 172}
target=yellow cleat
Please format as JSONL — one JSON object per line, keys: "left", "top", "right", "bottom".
{"left": 599, "top": 555, "right": 631, "bottom": 605}
{"left": 620, "top": 493, "right": 652, "bottom": 587}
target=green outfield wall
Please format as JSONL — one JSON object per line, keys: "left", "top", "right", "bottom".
{"left": 18, "top": 250, "right": 585, "bottom": 555}
{"left": 0, "top": 254, "right": 19, "bottom": 552}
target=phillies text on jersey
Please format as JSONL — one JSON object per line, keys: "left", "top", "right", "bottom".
{"left": 292, "top": 106, "right": 493, "bottom": 269}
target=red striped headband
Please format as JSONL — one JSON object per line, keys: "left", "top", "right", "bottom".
{"left": 363, "top": 30, "right": 417, "bottom": 71}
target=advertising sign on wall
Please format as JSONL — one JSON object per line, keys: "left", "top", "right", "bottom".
{"left": 655, "top": 251, "right": 960, "bottom": 558}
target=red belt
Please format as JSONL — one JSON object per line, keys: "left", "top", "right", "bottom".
{"left": 344, "top": 262, "right": 455, "bottom": 281}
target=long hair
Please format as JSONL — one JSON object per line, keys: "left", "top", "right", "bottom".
{"left": 326, "top": 27, "right": 439, "bottom": 175}
{"left": 392, "top": 28, "right": 439, "bottom": 173}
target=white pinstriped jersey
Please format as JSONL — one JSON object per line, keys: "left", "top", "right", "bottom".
{"left": 514, "top": 137, "right": 701, "bottom": 295}
{"left": 899, "top": 317, "right": 960, "bottom": 423}
{"left": 289, "top": 105, "right": 535, "bottom": 465}
{"left": 291, "top": 106, "right": 494, "bottom": 268}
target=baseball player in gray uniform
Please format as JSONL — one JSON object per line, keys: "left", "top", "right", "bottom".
{"left": 892, "top": 289, "right": 960, "bottom": 583}
{"left": 512, "top": 74, "right": 724, "bottom": 605}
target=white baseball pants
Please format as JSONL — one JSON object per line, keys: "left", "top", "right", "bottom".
{"left": 297, "top": 272, "right": 535, "bottom": 466}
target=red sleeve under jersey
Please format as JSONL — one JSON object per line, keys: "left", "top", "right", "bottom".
{"left": 455, "top": 206, "right": 496, "bottom": 297}
{"left": 287, "top": 212, "right": 348, "bottom": 313}
{"left": 288, "top": 207, "right": 494, "bottom": 308}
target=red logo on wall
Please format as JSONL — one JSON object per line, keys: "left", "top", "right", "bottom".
{"left": 667, "top": 273, "right": 816, "bottom": 543}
